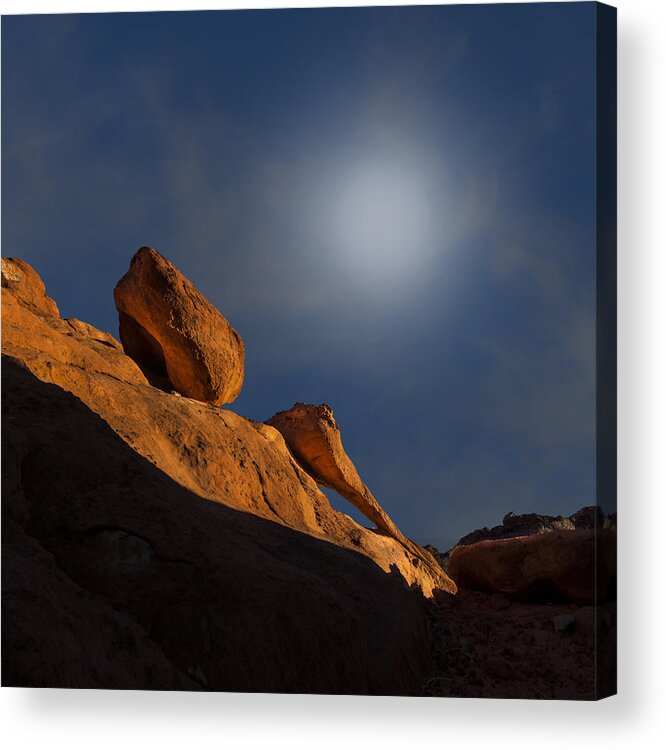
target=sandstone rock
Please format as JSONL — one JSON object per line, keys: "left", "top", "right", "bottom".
{"left": 63, "top": 317, "right": 124, "bottom": 349}
{"left": 3, "top": 257, "right": 453, "bottom": 600}
{"left": 1, "top": 257, "right": 59, "bottom": 317}
{"left": 447, "top": 529, "right": 616, "bottom": 604}
{"left": 2, "top": 359, "right": 431, "bottom": 693}
{"left": 1, "top": 256, "right": 454, "bottom": 692}
{"left": 265, "top": 402, "right": 450, "bottom": 586}
{"left": 2, "top": 517, "right": 198, "bottom": 690}
{"left": 2, "top": 285, "right": 148, "bottom": 393}
{"left": 114, "top": 247, "right": 244, "bottom": 404}
{"left": 266, "top": 403, "right": 404, "bottom": 540}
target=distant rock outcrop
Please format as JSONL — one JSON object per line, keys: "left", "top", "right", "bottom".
{"left": 455, "top": 506, "right": 611, "bottom": 548}
{"left": 447, "top": 528, "right": 616, "bottom": 605}
{"left": 266, "top": 402, "right": 447, "bottom": 583}
{"left": 114, "top": 247, "right": 244, "bottom": 405}
{"left": 435, "top": 506, "right": 617, "bottom": 604}
{"left": 456, "top": 512, "right": 574, "bottom": 547}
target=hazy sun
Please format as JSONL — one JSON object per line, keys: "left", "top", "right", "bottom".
{"left": 332, "top": 161, "right": 434, "bottom": 281}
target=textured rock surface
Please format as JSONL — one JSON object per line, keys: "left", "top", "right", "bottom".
{"left": 2, "top": 257, "right": 457, "bottom": 692}
{"left": 456, "top": 511, "right": 575, "bottom": 547}
{"left": 114, "top": 247, "right": 244, "bottom": 405}
{"left": 266, "top": 402, "right": 447, "bottom": 585}
{"left": 1, "top": 256, "right": 617, "bottom": 698}
{"left": 1, "top": 257, "right": 59, "bottom": 317}
{"left": 449, "top": 506, "right": 612, "bottom": 549}
{"left": 2, "top": 360, "right": 431, "bottom": 693}
{"left": 2, "top": 282, "right": 149, "bottom": 392}
{"left": 3, "top": 277, "right": 453, "bottom": 596}
{"left": 447, "top": 529, "right": 617, "bottom": 605}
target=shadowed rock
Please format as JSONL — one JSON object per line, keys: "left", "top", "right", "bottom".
{"left": 114, "top": 246, "right": 244, "bottom": 404}
{"left": 456, "top": 511, "right": 575, "bottom": 547}
{"left": 2, "top": 360, "right": 431, "bottom": 693}
{"left": 447, "top": 529, "right": 617, "bottom": 604}
{"left": 1, "top": 257, "right": 451, "bottom": 692}
{"left": 3, "top": 256, "right": 453, "bottom": 599}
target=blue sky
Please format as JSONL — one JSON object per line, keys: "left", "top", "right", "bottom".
{"left": 2, "top": 4, "right": 599, "bottom": 548}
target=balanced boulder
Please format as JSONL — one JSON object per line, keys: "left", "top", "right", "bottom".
{"left": 267, "top": 403, "right": 407, "bottom": 540}
{"left": 114, "top": 247, "right": 244, "bottom": 404}
{"left": 266, "top": 402, "right": 448, "bottom": 583}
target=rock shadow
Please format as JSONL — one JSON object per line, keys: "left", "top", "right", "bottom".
{"left": 2, "top": 357, "right": 430, "bottom": 695}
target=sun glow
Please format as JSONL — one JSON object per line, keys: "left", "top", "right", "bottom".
{"left": 330, "top": 160, "right": 436, "bottom": 282}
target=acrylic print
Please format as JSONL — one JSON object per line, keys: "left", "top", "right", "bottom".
{"left": 1, "top": 2, "right": 617, "bottom": 699}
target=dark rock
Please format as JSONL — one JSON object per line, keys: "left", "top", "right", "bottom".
{"left": 457, "top": 511, "right": 575, "bottom": 547}
{"left": 569, "top": 506, "right": 606, "bottom": 529}
{"left": 553, "top": 614, "right": 576, "bottom": 633}
{"left": 488, "top": 593, "right": 511, "bottom": 611}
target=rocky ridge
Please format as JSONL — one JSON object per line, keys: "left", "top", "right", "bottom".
{"left": 1, "top": 251, "right": 616, "bottom": 697}
{"left": 2, "top": 252, "right": 454, "bottom": 693}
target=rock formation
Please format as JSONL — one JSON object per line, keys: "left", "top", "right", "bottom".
{"left": 2, "top": 257, "right": 59, "bottom": 317}
{"left": 1, "top": 254, "right": 619, "bottom": 699}
{"left": 2, "top": 254, "right": 460, "bottom": 692}
{"left": 3, "top": 359, "right": 433, "bottom": 693}
{"left": 266, "top": 402, "right": 445, "bottom": 582}
{"left": 447, "top": 528, "right": 616, "bottom": 604}
{"left": 454, "top": 506, "right": 612, "bottom": 548}
{"left": 113, "top": 246, "right": 244, "bottom": 405}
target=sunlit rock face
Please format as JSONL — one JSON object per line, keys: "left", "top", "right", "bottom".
{"left": 3, "top": 254, "right": 453, "bottom": 597}
{"left": 266, "top": 402, "right": 453, "bottom": 591}
{"left": 2, "top": 256, "right": 462, "bottom": 691}
{"left": 267, "top": 403, "right": 406, "bottom": 539}
{"left": 2, "top": 255, "right": 455, "bottom": 692}
{"left": 114, "top": 246, "right": 245, "bottom": 405}
{"left": 1, "top": 257, "right": 59, "bottom": 318}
